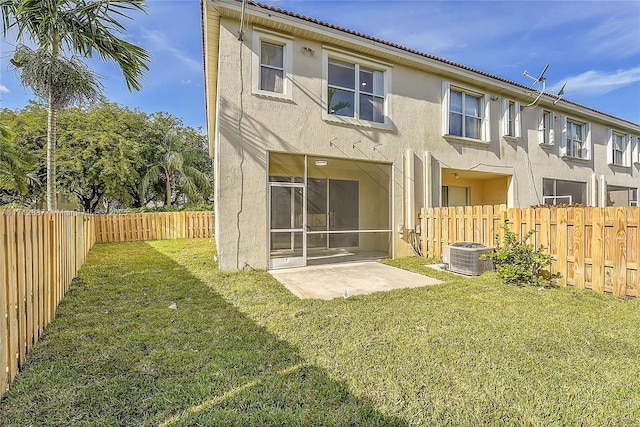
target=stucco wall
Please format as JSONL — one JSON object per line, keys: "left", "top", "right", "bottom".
{"left": 209, "top": 14, "right": 640, "bottom": 271}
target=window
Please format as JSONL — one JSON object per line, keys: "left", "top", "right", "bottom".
{"left": 560, "top": 117, "right": 591, "bottom": 160}
{"left": 442, "top": 186, "right": 469, "bottom": 207}
{"left": 252, "top": 30, "right": 293, "bottom": 99}
{"left": 442, "top": 82, "right": 490, "bottom": 142}
{"left": 606, "top": 185, "right": 638, "bottom": 207}
{"left": 323, "top": 51, "right": 389, "bottom": 126}
{"left": 613, "top": 133, "right": 625, "bottom": 165}
{"left": 450, "top": 90, "right": 481, "bottom": 139}
{"left": 608, "top": 131, "right": 631, "bottom": 167}
{"left": 542, "top": 178, "right": 586, "bottom": 205}
{"left": 538, "top": 109, "right": 554, "bottom": 145}
{"left": 501, "top": 99, "right": 520, "bottom": 138}
{"left": 260, "top": 41, "right": 284, "bottom": 93}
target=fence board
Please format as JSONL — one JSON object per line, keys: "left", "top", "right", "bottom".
{"left": 613, "top": 208, "right": 627, "bottom": 297}
{"left": 0, "top": 212, "right": 8, "bottom": 394}
{"left": 5, "top": 211, "right": 18, "bottom": 390}
{"left": 556, "top": 209, "right": 568, "bottom": 287}
{"left": 16, "top": 213, "right": 27, "bottom": 365}
{"left": 573, "top": 208, "right": 585, "bottom": 289}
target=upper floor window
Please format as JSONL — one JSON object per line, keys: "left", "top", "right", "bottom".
{"left": 560, "top": 117, "right": 591, "bottom": 160}
{"left": 538, "top": 109, "right": 554, "bottom": 145}
{"left": 442, "top": 82, "right": 490, "bottom": 142}
{"left": 260, "top": 41, "right": 284, "bottom": 93}
{"left": 252, "top": 29, "right": 293, "bottom": 99}
{"left": 450, "top": 90, "right": 481, "bottom": 138}
{"left": 327, "top": 59, "right": 385, "bottom": 122}
{"left": 608, "top": 131, "right": 631, "bottom": 167}
{"left": 501, "top": 99, "right": 520, "bottom": 138}
{"left": 322, "top": 49, "right": 391, "bottom": 128}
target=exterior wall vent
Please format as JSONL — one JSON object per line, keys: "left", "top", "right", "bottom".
{"left": 443, "top": 242, "right": 494, "bottom": 276}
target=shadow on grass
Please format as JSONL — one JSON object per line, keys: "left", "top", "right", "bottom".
{"left": 0, "top": 242, "right": 405, "bottom": 426}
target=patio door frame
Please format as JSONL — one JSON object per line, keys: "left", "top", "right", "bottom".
{"left": 268, "top": 181, "right": 307, "bottom": 269}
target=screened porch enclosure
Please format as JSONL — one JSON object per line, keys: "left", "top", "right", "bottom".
{"left": 268, "top": 152, "right": 392, "bottom": 269}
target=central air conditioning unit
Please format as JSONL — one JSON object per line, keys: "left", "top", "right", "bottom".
{"left": 443, "top": 242, "right": 494, "bottom": 276}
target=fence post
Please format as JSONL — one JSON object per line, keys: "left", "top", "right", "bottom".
{"left": 591, "top": 208, "right": 605, "bottom": 293}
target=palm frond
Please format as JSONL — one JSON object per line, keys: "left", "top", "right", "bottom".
{"left": 12, "top": 44, "right": 103, "bottom": 108}
{"left": 8, "top": 0, "right": 149, "bottom": 91}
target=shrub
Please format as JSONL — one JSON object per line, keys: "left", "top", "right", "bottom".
{"left": 482, "top": 223, "right": 553, "bottom": 286}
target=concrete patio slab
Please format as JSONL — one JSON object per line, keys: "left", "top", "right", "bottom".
{"left": 269, "top": 261, "right": 443, "bottom": 300}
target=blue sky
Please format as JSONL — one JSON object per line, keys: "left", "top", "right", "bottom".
{"left": 1, "top": 0, "right": 639, "bottom": 131}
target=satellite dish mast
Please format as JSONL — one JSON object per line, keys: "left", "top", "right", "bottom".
{"left": 523, "top": 64, "right": 549, "bottom": 108}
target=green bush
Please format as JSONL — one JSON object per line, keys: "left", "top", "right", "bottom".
{"left": 482, "top": 223, "right": 553, "bottom": 286}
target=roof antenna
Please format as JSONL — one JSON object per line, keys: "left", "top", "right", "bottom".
{"left": 553, "top": 82, "right": 567, "bottom": 105}
{"left": 523, "top": 64, "right": 549, "bottom": 108}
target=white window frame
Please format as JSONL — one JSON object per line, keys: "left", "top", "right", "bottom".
{"left": 633, "top": 136, "right": 640, "bottom": 165}
{"left": 252, "top": 29, "right": 293, "bottom": 100}
{"left": 321, "top": 47, "right": 392, "bottom": 130}
{"left": 442, "top": 82, "right": 491, "bottom": 143}
{"left": 501, "top": 98, "right": 521, "bottom": 139}
{"left": 537, "top": 109, "right": 554, "bottom": 146}
{"left": 607, "top": 130, "right": 632, "bottom": 167}
{"left": 560, "top": 116, "right": 591, "bottom": 160}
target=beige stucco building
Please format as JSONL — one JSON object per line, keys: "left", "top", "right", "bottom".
{"left": 202, "top": 0, "right": 640, "bottom": 271}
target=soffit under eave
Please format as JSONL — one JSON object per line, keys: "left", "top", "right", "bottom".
{"left": 203, "top": 3, "right": 222, "bottom": 158}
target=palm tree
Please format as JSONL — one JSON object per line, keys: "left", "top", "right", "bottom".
{"left": 1, "top": 0, "right": 150, "bottom": 211}
{"left": 143, "top": 131, "right": 212, "bottom": 207}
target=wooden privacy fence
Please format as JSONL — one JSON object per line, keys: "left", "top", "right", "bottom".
{"left": 421, "top": 205, "right": 639, "bottom": 297}
{"left": 0, "top": 210, "right": 95, "bottom": 397}
{"left": 94, "top": 211, "right": 215, "bottom": 243}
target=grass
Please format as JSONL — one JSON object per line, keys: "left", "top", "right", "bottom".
{"left": 1, "top": 239, "right": 640, "bottom": 426}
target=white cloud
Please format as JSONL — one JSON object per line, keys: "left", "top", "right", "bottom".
{"left": 551, "top": 67, "right": 640, "bottom": 97}
{"left": 585, "top": 17, "right": 640, "bottom": 58}
{"left": 141, "top": 29, "right": 201, "bottom": 72}
{"left": 0, "top": 85, "right": 9, "bottom": 94}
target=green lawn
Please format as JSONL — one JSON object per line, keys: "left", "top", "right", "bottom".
{"left": 1, "top": 239, "right": 639, "bottom": 426}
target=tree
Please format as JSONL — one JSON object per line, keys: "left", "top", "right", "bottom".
{"left": 1, "top": 0, "right": 150, "bottom": 211}
{"left": 0, "top": 123, "right": 34, "bottom": 200}
{"left": 143, "top": 117, "right": 212, "bottom": 207}
{"left": 56, "top": 103, "right": 143, "bottom": 212}
{"left": 1, "top": 103, "right": 211, "bottom": 211}
{"left": 0, "top": 103, "right": 47, "bottom": 206}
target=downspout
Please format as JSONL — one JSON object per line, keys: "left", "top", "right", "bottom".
{"left": 404, "top": 149, "right": 415, "bottom": 231}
